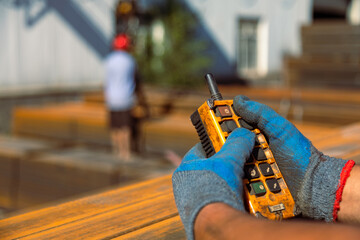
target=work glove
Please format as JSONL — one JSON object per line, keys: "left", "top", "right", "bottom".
{"left": 172, "top": 128, "right": 255, "bottom": 240}
{"left": 233, "top": 95, "right": 355, "bottom": 222}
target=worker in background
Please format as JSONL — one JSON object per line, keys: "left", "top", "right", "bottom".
{"left": 173, "top": 95, "right": 360, "bottom": 240}
{"left": 104, "top": 34, "right": 147, "bottom": 161}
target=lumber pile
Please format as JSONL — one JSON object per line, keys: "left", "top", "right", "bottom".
{"left": 7, "top": 86, "right": 359, "bottom": 213}
{"left": 1, "top": 121, "right": 360, "bottom": 239}
{"left": 12, "top": 102, "right": 109, "bottom": 146}
{"left": 284, "top": 22, "right": 360, "bottom": 88}
{"left": 0, "top": 137, "right": 174, "bottom": 211}
{"left": 0, "top": 136, "right": 55, "bottom": 210}
{"left": 0, "top": 175, "right": 184, "bottom": 240}
{"left": 12, "top": 86, "right": 360, "bottom": 155}
{"left": 16, "top": 148, "right": 174, "bottom": 209}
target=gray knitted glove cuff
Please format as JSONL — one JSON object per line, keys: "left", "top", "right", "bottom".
{"left": 297, "top": 146, "right": 351, "bottom": 222}
{"left": 172, "top": 170, "right": 244, "bottom": 240}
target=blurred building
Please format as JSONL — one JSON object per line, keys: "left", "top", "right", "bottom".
{"left": 0, "top": 0, "right": 117, "bottom": 95}
{"left": 0, "top": 0, "right": 358, "bottom": 94}
{"left": 184, "top": 0, "right": 313, "bottom": 83}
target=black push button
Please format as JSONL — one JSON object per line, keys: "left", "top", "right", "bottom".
{"left": 238, "top": 118, "right": 254, "bottom": 130}
{"left": 252, "top": 148, "right": 267, "bottom": 161}
{"left": 245, "top": 165, "right": 260, "bottom": 179}
{"left": 266, "top": 178, "right": 281, "bottom": 193}
{"left": 215, "top": 106, "right": 232, "bottom": 118}
{"left": 258, "top": 163, "right": 274, "bottom": 176}
{"left": 220, "top": 120, "right": 238, "bottom": 133}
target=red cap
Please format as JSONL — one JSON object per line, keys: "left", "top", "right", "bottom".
{"left": 112, "top": 34, "right": 130, "bottom": 50}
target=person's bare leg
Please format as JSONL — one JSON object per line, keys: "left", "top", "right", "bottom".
{"left": 111, "top": 130, "right": 120, "bottom": 156}
{"left": 117, "top": 127, "right": 131, "bottom": 161}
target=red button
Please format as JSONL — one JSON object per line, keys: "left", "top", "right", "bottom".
{"left": 215, "top": 106, "right": 232, "bottom": 118}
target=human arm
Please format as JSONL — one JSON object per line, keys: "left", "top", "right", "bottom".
{"left": 195, "top": 202, "right": 360, "bottom": 240}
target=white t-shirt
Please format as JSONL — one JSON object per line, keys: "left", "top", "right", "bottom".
{"left": 104, "top": 51, "right": 136, "bottom": 111}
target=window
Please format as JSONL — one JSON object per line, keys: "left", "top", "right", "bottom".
{"left": 237, "top": 19, "right": 259, "bottom": 75}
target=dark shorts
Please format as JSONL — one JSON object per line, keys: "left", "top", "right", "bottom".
{"left": 109, "top": 110, "right": 132, "bottom": 129}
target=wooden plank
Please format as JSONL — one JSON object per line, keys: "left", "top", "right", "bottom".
{"left": 294, "top": 122, "right": 339, "bottom": 143}
{"left": 143, "top": 113, "right": 199, "bottom": 155}
{"left": 3, "top": 122, "right": 360, "bottom": 239}
{"left": 284, "top": 59, "right": 360, "bottom": 89}
{"left": 16, "top": 148, "right": 174, "bottom": 209}
{"left": 0, "top": 156, "right": 15, "bottom": 209}
{"left": 18, "top": 193, "right": 177, "bottom": 240}
{"left": 294, "top": 103, "right": 360, "bottom": 125}
{"left": 84, "top": 87, "right": 360, "bottom": 110}
{"left": 302, "top": 23, "right": 360, "bottom": 36}
{"left": 343, "top": 150, "right": 360, "bottom": 164}
{"left": 0, "top": 136, "right": 54, "bottom": 209}
{"left": 0, "top": 175, "right": 173, "bottom": 239}
{"left": 311, "top": 123, "right": 360, "bottom": 158}
{"left": 303, "top": 45, "right": 360, "bottom": 56}
{"left": 16, "top": 149, "right": 121, "bottom": 208}
{"left": 115, "top": 215, "right": 185, "bottom": 240}
{"left": 12, "top": 107, "right": 75, "bottom": 140}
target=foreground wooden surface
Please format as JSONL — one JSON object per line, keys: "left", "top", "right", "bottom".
{"left": 1, "top": 122, "right": 360, "bottom": 239}
{"left": 0, "top": 175, "right": 184, "bottom": 239}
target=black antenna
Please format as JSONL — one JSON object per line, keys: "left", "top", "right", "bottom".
{"left": 205, "top": 73, "right": 223, "bottom": 100}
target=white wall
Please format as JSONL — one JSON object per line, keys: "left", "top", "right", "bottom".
{"left": 0, "top": 0, "right": 117, "bottom": 95}
{"left": 185, "top": 0, "right": 313, "bottom": 76}
{"left": 0, "top": 0, "right": 313, "bottom": 93}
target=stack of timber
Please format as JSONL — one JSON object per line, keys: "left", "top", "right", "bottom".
{"left": 0, "top": 136, "right": 55, "bottom": 210}
{"left": 12, "top": 102, "right": 109, "bottom": 146}
{"left": 1, "top": 121, "right": 360, "bottom": 239}
{"left": 284, "top": 22, "right": 360, "bottom": 88}
{"left": 16, "top": 148, "right": 174, "bottom": 209}
{"left": 84, "top": 86, "right": 360, "bottom": 125}
{"left": 0, "top": 137, "right": 175, "bottom": 212}
{"left": 12, "top": 86, "right": 360, "bottom": 157}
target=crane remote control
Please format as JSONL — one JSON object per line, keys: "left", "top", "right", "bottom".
{"left": 190, "top": 73, "right": 296, "bottom": 220}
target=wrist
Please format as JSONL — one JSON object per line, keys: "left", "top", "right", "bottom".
{"left": 333, "top": 160, "right": 355, "bottom": 221}
{"left": 297, "top": 146, "right": 354, "bottom": 221}
{"left": 172, "top": 171, "right": 244, "bottom": 240}
{"left": 195, "top": 203, "right": 247, "bottom": 240}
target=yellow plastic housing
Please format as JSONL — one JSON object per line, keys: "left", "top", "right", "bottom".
{"left": 194, "top": 99, "right": 295, "bottom": 220}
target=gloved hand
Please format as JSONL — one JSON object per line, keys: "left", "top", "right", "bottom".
{"left": 172, "top": 128, "right": 255, "bottom": 240}
{"left": 233, "top": 95, "right": 355, "bottom": 222}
